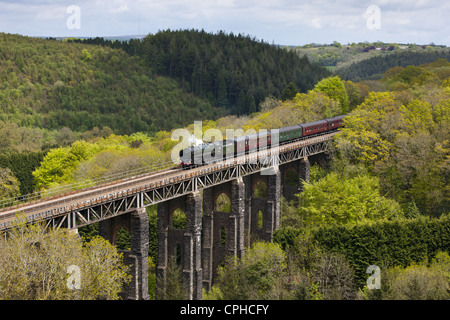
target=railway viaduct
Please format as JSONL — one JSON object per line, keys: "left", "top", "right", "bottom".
{"left": 0, "top": 132, "right": 336, "bottom": 300}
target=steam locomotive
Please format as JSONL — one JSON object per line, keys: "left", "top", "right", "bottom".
{"left": 179, "top": 115, "right": 346, "bottom": 167}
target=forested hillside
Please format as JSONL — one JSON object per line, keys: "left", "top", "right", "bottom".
{"left": 337, "top": 49, "right": 450, "bottom": 81}
{"left": 1, "top": 31, "right": 332, "bottom": 137}
{"left": 140, "top": 30, "right": 331, "bottom": 113}
{"left": 0, "top": 33, "right": 217, "bottom": 135}
{"left": 77, "top": 30, "right": 331, "bottom": 114}
{"left": 0, "top": 31, "right": 333, "bottom": 200}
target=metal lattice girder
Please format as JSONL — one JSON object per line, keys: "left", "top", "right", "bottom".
{"left": 0, "top": 133, "right": 337, "bottom": 231}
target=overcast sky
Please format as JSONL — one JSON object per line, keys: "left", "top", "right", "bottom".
{"left": 0, "top": 0, "right": 449, "bottom": 46}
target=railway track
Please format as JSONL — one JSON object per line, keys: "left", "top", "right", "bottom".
{"left": 0, "top": 166, "right": 180, "bottom": 225}
{"left": 0, "top": 131, "right": 338, "bottom": 230}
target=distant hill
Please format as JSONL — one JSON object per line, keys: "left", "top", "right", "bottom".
{"left": 288, "top": 42, "right": 447, "bottom": 69}
{"left": 0, "top": 33, "right": 217, "bottom": 135}
{"left": 336, "top": 49, "right": 450, "bottom": 82}
{"left": 86, "top": 29, "right": 331, "bottom": 115}
{"left": 287, "top": 42, "right": 450, "bottom": 81}
{"left": 140, "top": 30, "right": 331, "bottom": 114}
{"left": 42, "top": 35, "right": 145, "bottom": 42}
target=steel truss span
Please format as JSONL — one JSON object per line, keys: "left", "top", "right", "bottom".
{"left": 0, "top": 133, "right": 335, "bottom": 231}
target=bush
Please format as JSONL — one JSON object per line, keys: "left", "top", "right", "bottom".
{"left": 283, "top": 172, "right": 403, "bottom": 228}
{"left": 205, "top": 242, "right": 287, "bottom": 300}
{"left": 362, "top": 252, "right": 450, "bottom": 300}
{"left": 0, "top": 222, "right": 130, "bottom": 300}
{"left": 275, "top": 216, "right": 450, "bottom": 286}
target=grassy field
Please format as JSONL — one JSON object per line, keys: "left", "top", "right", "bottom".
{"left": 284, "top": 42, "right": 448, "bottom": 70}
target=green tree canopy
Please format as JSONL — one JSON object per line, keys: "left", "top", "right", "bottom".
{"left": 281, "top": 82, "right": 298, "bottom": 101}
{"left": 313, "top": 76, "right": 349, "bottom": 113}
{"left": 204, "top": 242, "right": 287, "bottom": 300}
{"left": 333, "top": 89, "right": 449, "bottom": 216}
{"left": 0, "top": 223, "right": 130, "bottom": 300}
{"left": 284, "top": 172, "right": 403, "bottom": 228}
{"left": 0, "top": 167, "right": 20, "bottom": 200}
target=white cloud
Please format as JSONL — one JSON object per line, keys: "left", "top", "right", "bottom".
{"left": 110, "top": 4, "right": 129, "bottom": 14}
{"left": 0, "top": 0, "right": 448, "bottom": 45}
{"left": 310, "top": 18, "right": 322, "bottom": 29}
{"left": 35, "top": 5, "right": 66, "bottom": 20}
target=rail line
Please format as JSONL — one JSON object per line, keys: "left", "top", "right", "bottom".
{"left": 0, "top": 131, "right": 338, "bottom": 230}
{"left": 0, "top": 166, "right": 178, "bottom": 222}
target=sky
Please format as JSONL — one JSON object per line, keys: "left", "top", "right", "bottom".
{"left": 0, "top": 0, "right": 449, "bottom": 46}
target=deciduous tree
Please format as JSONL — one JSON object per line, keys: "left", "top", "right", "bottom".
{"left": 0, "top": 223, "right": 130, "bottom": 300}
{"left": 0, "top": 167, "right": 20, "bottom": 200}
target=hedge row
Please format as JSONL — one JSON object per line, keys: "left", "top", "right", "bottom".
{"left": 0, "top": 151, "right": 45, "bottom": 195}
{"left": 274, "top": 217, "right": 450, "bottom": 285}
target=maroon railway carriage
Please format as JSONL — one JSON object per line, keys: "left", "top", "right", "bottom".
{"left": 234, "top": 130, "right": 272, "bottom": 156}
{"left": 326, "top": 115, "right": 346, "bottom": 131}
{"left": 180, "top": 115, "right": 347, "bottom": 167}
{"left": 301, "top": 119, "right": 328, "bottom": 137}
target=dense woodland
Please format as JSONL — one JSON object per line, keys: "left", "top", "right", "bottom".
{"left": 337, "top": 49, "right": 450, "bottom": 81}
{"left": 75, "top": 30, "right": 331, "bottom": 114}
{"left": 140, "top": 30, "right": 331, "bottom": 113}
{"left": 0, "top": 33, "right": 217, "bottom": 136}
{"left": 0, "top": 30, "right": 449, "bottom": 300}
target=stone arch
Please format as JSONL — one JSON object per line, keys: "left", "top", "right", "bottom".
{"left": 116, "top": 227, "right": 131, "bottom": 250}
{"left": 215, "top": 193, "right": 231, "bottom": 213}
{"left": 167, "top": 206, "right": 186, "bottom": 269}
{"left": 284, "top": 168, "right": 298, "bottom": 186}
{"left": 280, "top": 160, "right": 303, "bottom": 201}
{"left": 156, "top": 192, "right": 203, "bottom": 300}
{"left": 170, "top": 208, "right": 187, "bottom": 230}
{"left": 98, "top": 214, "right": 130, "bottom": 246}
{"left": 175, "top": 243, "right": 183, "bottom": 266}
{"left": 202, "top": 179, "right": 245, "bottom": 291}
{"left": 257, "top": 210, "right": 264, "bottom": 230}
{"left": 253, "top": 179, "right": 268, "bottom": 198}
{"left": 243, "top": 170, "right": 281, "bottom": 244}
{"left": 211, "top": 191, "right": 232, "bottom": 267}
{"left": 249, "top": 176, "right": 268, "bottom": 242}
